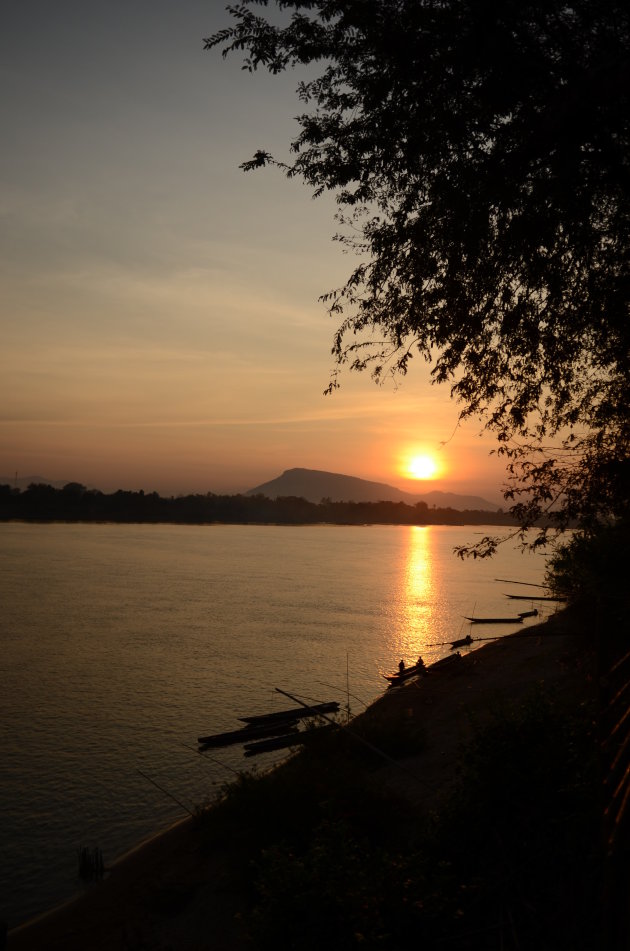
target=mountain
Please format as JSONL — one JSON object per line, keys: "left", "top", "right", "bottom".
{"left": 246, "top": 468, "right": 500, "bottom": 512}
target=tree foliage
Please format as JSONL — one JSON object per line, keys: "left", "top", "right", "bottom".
{"left": 0, "top": 482, "right": 518, "bottom": 527}
{"left": 206, "top": 1, "right": 630, "bottom": 548}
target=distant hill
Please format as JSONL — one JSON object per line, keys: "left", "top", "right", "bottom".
{"left": 246, "top": 468, "right": 500, "bottom": 512}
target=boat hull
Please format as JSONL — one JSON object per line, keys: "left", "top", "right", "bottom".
{"left": 506, "top": 594, "right": 566, "bottom": 602}
{"left": 197, "top": 722, "right": 299, "bottom": 749}
{"left": 238, "top": 701, "right": 339, "bottom": 725}
{"left": 464, "top": 617, "right": 523, "bottom": 624}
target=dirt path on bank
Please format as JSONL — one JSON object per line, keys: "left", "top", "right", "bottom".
{"left": 8, "top": 608, "right": 594, "bottom": 951}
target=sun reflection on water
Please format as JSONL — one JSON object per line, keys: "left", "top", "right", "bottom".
{"left": 390, "top": 526, "right": 437, "bottom": 663}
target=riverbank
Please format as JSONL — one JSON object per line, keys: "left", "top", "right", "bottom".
{"left": 8, "top": 606, "right": 596, "bottom": 950}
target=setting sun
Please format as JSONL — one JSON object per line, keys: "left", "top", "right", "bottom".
{"left": 404, "top": 453, "right": 440, "bottom": 481}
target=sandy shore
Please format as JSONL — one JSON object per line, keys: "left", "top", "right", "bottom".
{"left": 8, "top": 608, "right": 593, "bottom": 951}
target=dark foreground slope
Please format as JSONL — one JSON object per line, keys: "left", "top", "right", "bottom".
{"left": 9, "top": 608, "right": 600, "bottom": 951}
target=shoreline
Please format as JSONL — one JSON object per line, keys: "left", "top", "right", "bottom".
{"left": 8, "top": 607, "right": 593, "bottom": 950}
{"left": 8, "top": 815, "right": 195, "bottom": 934}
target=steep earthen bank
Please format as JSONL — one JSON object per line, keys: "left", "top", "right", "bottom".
{"left": 9, "top": 607, "right": 594, "bottom": 951}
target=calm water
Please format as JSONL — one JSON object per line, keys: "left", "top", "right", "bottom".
{"left": 0, "top": 522, "right": 551, "bottom": 927}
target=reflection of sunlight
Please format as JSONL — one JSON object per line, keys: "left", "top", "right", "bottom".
{"left": 391, "top": 527, "right": 436, "bottom": 662}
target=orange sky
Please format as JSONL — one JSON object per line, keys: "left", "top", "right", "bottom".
{"left": 1, "top": 3, "right": 508, "bottom": 504}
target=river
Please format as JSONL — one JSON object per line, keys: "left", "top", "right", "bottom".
{"left": 0, "top": 521, "right": 552, "bottom": 927}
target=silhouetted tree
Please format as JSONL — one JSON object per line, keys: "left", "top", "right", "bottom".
{"left": 0, "top": 484, "right": 519, "bottom": 527}
{"left": 62, "top": 482, "right": 87, "bottom": 494}
{"left": 207, "top": 1, "right": 629, "bottom": 551}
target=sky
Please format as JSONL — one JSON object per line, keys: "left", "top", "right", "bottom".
{"left": 1, "top": 1, "right": 509, "bottom": 502}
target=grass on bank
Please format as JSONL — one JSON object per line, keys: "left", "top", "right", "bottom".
{"left": 189, "top": 523, "right": 622, "bottom": 949}
{"left": 196, "top": 686, "right": 600, "bottom": 951}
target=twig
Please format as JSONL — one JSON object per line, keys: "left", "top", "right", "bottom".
{"left": 180, "top": 742, "right": 241, "bottom": 776}
{"left": 495, "top": 578, "right": 547, "bottom": 588}
{"left": 316, "top": 680, "right": 369, "bottom": 709}
{"left": 136, "top": 768, "right": 195, "bottom": 817}
{"left": 346, "top": 653, "right": 350, "bottom": 724}
{"left": 274, "top": 687, "right": 427, "bottom": 788}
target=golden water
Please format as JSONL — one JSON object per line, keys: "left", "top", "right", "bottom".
{"left": 0, "top": 522, "right": 549, "bottom": 926}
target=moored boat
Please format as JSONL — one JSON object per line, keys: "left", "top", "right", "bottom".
{"left": 506, "top": 594, "right": 566, "bottom": 602}
{"left": 243, "top": 724, "right": 333, "bottom": 757}
{"left": 464, "top": 616, "right": 523, "bottom": 624}
{"left": 427, "top": 652, "right": 462, "bottom": 670}
{"left": 238, "top": 701, "right": 340, "bottom": 725}
{"left": 385, "top": 653, "right": 460, "bottom": 685}
{"left": 243, "top": 733, "right": 302, "bottom": 757}
{"left": 450, "top": 634, "right": 473, "bottom": 649}
{"left": 197, "top": 721, "right": 299, "bottom": 749}
{"left": 383, "top": 660, "right": 426, "bottom": 684}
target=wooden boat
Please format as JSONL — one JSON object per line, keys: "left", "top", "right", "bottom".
{"left": 505, "top": 594, "right": 566, "bottom": 602}
{"left": 243, "top": 725, "right": 333, "bottom": 757}
{"left": 238, "top": 701, "right": 339, "bottom": 725}
{"left": 387, "top": 652, "right": 461, "bottom": 683}
{"left": 464, "top": 616, "right": 523, "bottom": 624}
{"left": 495, "top": 578, "right": 547, "bottom": 588}
{"left": 450, "top": 634, "right": 473, "bottom": 649}
{"left": 517, "top": 609, "right": 539, "bottom": 619}
{"left": 197, "top": 721, "right": 299, "bottom": 749}
{"left": 243, "top": 733, "right": 302, "bottom": 757}
{"left": 385, "top": 653, "right": 460, "bottom": 685}
{"left": 383, "top": 661, "right": 425, "bottom": 684}
{"left": 428, "top": 652, "right": 462, "bottom": 670}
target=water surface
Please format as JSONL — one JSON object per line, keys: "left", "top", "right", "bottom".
{"left": 0, "top": 522, "right": 550, "bottom": 926}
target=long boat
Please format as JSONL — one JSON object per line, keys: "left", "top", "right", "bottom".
{"left": 383, "top": 661, "right": 425, "bottom": 684}
{"left": 464, "top": 616, "right": 523, "bottom": 624}
{"left": 197, "top": 721, "right": 299, "bottom": 749}
{"left": 243, "top": 733, "right": 302, "bottom": 757}
{"left": 427, "top": 652, "right": 462, "bottom": 670}
{"left": 450, "top": 634, "right": 473, "bottom": 649}
{"left": 243, "top": 725, "right": 333, "bottom": 758}
{"left": 238, "top": 701, "right": 340, "bottom": 725}
{"left": 384, "top": 652, "right": 461, "bottom": 685}
{"left": 506, "top": 593, "right": 566, "bottom": 602}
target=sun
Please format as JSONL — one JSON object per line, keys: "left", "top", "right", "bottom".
{"left": 405, "top": 453, "right": 439, "bottom": 480}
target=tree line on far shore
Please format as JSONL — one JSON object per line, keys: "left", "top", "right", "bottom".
{"left": 0, "top": 481, "right": 519, "bottom": 527}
